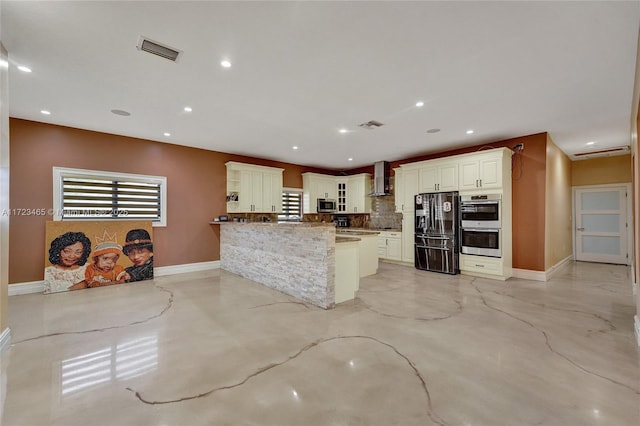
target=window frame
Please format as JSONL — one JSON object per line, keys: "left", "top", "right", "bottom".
{"left": 52, "top": 167, "right": 167, "bottom": 227}
{"left": 278, "top": 187, "right": 303, "bottom": 222}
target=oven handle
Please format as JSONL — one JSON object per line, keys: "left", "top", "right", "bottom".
{"left": 462, "top": 228, "right": 500, "bottom": 232}
{"left": 461, "top": 200, "right": 500, "bottom": 205}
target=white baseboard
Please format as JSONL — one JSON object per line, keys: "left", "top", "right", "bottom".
{"left": 154, "top": 260, "right": 220, "bottom": 277}
{"left": 512, "top": 268, "right": 547, "bottom": 281}
{"left": 9, "top": 261, "right": 221, "bottom": 296}
{"left": 8, "top": 280, "right": 44, "bottom": 296}
{"left": 635, "top": 315, "right": 640, "bottom": 347}
{"left": 0, "top": 327, "right": 10, "bottom": 353}
{"left": 512, "top": 255, "right": 573, "bottom": 282}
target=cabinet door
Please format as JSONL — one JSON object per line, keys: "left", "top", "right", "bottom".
{"left": 459, "top": 153, "right": 503, "bottom": 191}
{"left": 478, "top": 156, "right": 501, "bottom": 189}
{"left": 387, "top": 238, "right": 402, "bottom": 261}
{"left": 262, "top": 173, "right": 282, "bottom": 213}
{"left": 337, "top": 180, "right": 347, "bottom": 213}
{"left": 250, "top": 171, "right": 264, "bottom": 212}
{"left": 438, "top": 162, "right": 458, "bottom": 192}
{"left": 238, "top": 169, "right": 254, "bottom": 212}
{"left": 347, "top": 177, "right": 364, "bottom": 213}
{"left": 393, "top": 168, "right": 403, "bottom": 213}
{"left": 459, "top": 159, "right": 480, "bottom": 191}
{"left": 402, "top": 214, "right": 414, "bottom": 263}
{"left": 419, "top": 166, "right": 438, "bottom": 193}
{"left": 318, "top": 178, "right": 336, "bottom": 200}
{"left": 402, "top": 169, "right": 419, "bottom": 212}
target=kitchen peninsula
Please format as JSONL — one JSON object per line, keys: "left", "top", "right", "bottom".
{"left": 220, "top": 222, "right": 362, "bottom": 308}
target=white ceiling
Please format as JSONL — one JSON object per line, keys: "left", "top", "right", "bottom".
{"left": 2, "top": 1, "right": 640, "bottom": 169}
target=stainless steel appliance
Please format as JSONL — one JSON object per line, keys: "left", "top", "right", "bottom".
{"left": 317, "top": 198, "right": 336, "bottom": 213}
{"left": 335, "top": 215, "right": 350, "bottom": 228}
{"left": 414, "top": 191, "right": 459, "bottom": 275}
{"left": 460, "top": 194, "right": 501, "bottom": 228}
{"left": 460, "top": 228, "right": 501, "bottom": 257}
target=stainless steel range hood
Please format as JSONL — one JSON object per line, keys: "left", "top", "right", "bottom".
{"left": 369, "top": 161, "right": 391, "bottom": 196}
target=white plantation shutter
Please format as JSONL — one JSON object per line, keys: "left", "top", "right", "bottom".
{"left": 53, "top": 167, "right": 167, "bottom": 226}
{"left": 278, "top": 189, "right": 302, "bottom": 221}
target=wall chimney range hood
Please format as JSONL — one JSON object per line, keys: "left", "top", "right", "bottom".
{"left": 369, "top": 161, "right": 391, "bottom": 196}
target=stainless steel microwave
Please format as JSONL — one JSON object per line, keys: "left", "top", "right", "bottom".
{"left": 317, "top": 198, "right": 337, "bottom": 213}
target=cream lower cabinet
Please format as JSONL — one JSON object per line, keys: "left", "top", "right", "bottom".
{"left": 402, "top": 214, "right": 414, "bottom": 264}
{"left": 459, "top": 254, "right": 512, "bottom": 281}
{"left": 378, "top": 231, "right": 402, "bottom": 261}
{"left": 226, "top": 162, "right": 284, "bottom": 213}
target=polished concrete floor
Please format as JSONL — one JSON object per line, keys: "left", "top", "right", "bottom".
{"left": 1, "top": 261, "right": 639, "bottom": 425}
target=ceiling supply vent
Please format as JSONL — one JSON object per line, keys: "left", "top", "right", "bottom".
{"left": 572, "top": 145, "right": 630, "bottom": 160}
{"left": 359, "top": 120, "right": 384, "bottom": 129}
{"left": 136, "top": 36, "right": 182, "bottom": 62}
{"left": 369, "top": 161, "right": 392, "bottom": 196}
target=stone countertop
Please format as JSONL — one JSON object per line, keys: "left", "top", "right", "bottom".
{"left": 217, "top": 221, "right": 334, "bottom": 227}
{"left": 336, "top": 228, "right": 402, "bottom": 234}
{"left": 336, "top": 235, "right": 361, "bottom": 243}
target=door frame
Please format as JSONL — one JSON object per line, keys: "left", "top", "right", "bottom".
{"left": 572, "top": 183, "right": 633, "bottom": 265}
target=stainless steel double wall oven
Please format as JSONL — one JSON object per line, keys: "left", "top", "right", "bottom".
{"left": 459, "top": 194, "right": 502, "bottom": 257}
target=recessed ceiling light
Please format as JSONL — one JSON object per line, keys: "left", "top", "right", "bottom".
{"left": 586, "top": 141, "right": 596, "bottom": 145}
{"left": 427, "top": 128, "right": 440, "bottom": 134}
{"left": 416, "top": 101, "right": 424, "bottom": 107}
{"left": 466, "top": 130, "right": 474, "bottom": 135}
{"left": 183, "top": 106, "right": 193, "bottom": 112}
{"left": 163, "top": 132, "right": 171, "bottom": 137}
{"left": 18, "top": 65, "right": 32, "bottom": 73}
{"left": 292, "top": 146, "right": 298, "bottom": 150}
{"left": 111, "top": 109, "right": 131, "bottom": 116}
{"left": 339, "top": 129, "right": 348, "bottom": 134}
{"left": 221, "top": 60, "right": 232, "bottom": 68}
{"left": 40, "top": 110, "right": 51, "bottom": 115}
{"left": 348, "top": 158, "right": 353, "bottom": 162}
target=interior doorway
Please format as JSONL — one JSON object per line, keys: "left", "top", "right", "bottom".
{"left": 573, "top": 184, "right": 631, "bottom": 265}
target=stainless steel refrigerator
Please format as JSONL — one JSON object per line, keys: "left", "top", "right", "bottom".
{"left": 414, "top": 191, "right": 460, "bottom": 274}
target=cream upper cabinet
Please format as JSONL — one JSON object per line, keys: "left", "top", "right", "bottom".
{"left": 226, "top": 162, "right": 283, "bottom": 213}
{"left": 336, "top": 179, "right": 347, "bottom": 213}
{"left": 401, "top": 168, "right": 419, "bottom": 212}
{"left": 458, "top": 152, "right": 502, "bottom": 191}
{"left": 393, "top": 168, "right": 403, "bottom": 213}
{"left": 419, "top": 161, "right": 458, "bottom": 193}
{"left": 302, "top": 173, "right": 336, "bottom": 213}
{"left": 346, "top": 174, "right": 371, "bottom": 214}
{"left": 303, "top": 173, "right": 370, "bottom": 214}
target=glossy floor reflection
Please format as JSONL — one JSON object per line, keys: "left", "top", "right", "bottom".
{"left": 1, "top": 261, "right": 639, "bottom": 425}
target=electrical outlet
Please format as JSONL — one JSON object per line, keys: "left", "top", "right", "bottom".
{"left": 514, "top": 143, "right": 524, "bottom": 151}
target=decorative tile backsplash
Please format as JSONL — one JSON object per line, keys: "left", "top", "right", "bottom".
{"left": 368, "top": 196, "right": 402, "bottom": 229}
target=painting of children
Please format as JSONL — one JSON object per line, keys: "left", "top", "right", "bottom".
{"left": 44, "top": 220, "right": 153, "bottom": 293}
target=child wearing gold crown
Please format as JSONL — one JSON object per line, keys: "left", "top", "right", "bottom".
{"left": 85, "top": 233, "right": 128, "bottom": 287}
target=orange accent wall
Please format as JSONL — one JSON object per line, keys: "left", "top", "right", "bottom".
{"left": 8, "top": 119, "right": 331, "bottom": 284}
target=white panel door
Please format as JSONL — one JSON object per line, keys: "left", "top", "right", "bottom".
{"left": 575, "top": 186, "right": 628, "bottom": 264}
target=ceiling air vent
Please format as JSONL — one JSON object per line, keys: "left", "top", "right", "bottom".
{"left": 359, "top": 120, "right": 384, "bottom": 129}
{"left": 136, "top": 36, "right": 182, "bottom": 62}
{"left": 572, "top": 145, "right": 630, "bottom": 160}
